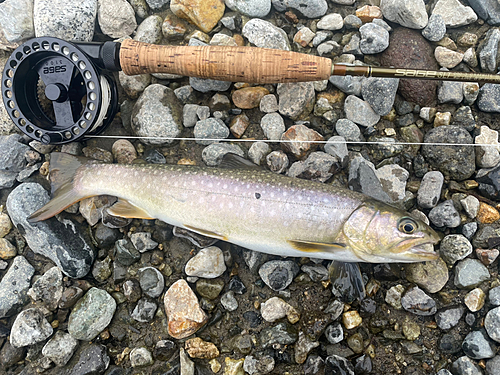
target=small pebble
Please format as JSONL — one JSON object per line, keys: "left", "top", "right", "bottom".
{"left": 342, "top": 310, "right": 362, "bottom": 329}
{"left": 185, "top": 246, "right": 226, "bottom": 278}
{"left": 185, "top": 337, "right": 219, "bottom": 359}
{"left": 130, "top": 347, "right": 154, "bottom": 367}
{"left": 454, "top": 259, "right": 490, "bottom": 289}
{"left": 464, "top": 288, "right": 486, "bottom": 312}
{"left": 401, "top": 286, "right": 437, "bottom": 316}
{"left": 435, "top": 306, "right": 464, "bottom": 330}
{"left": 258, "top": 260, "right": 299, "bottom": 291}
{"left": 462, "top": 329, "right": 496, "bottom": 359}
{"left": 439, "top": 234, "right": 473, "bottom": 265}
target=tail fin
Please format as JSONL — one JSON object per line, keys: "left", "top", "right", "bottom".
{"left": 28, "top": 152, "right": 90, "bottom": 223}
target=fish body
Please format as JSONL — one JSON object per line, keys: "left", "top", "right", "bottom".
{"left": 29, "top": 153, "right": 439, "bottom": 263}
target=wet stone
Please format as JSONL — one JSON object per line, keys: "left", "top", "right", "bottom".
{"left": 196, "top": 278, "right": 224, "bottom": 300}
{"left": 440, "top": 234, "right": 473, "bottom": 265}
{"left": 343, "top": 310, "right": 362, "bottom": 329}
{"left": 0, "top": 256, "right": 34, "bottom": 318}
{"left": 68, "top": 288, "right": 117, "bottom": 341}
{"left": 463, "top": 329, "right": 496, "bottom": 359}
{"left": 138, "top": 266, "right": 164, "bottom": 298}
{"left": 325, "top": 354, "right": 355, "bottom": 375}
{"left": 153, "top": 340, "right": 176, "bottom": 361}
{"left": 401, "top": 286, "right": 437, "bottom": 316}
{"left": 436, "top": 306, "right": 464, "bottom": 330}
{"left": 7, "top": 183, "right": 95, "bottom": 278}
{"left": 228, "top": 275, "right": 247, "bottom": 294}
{"left": 454, "top": 259, "right": 490, "bottom": 289}
{"left": 429, "top": 200, "right": 461, "bottom": 228}
{"left": 301, "top": 264, "right": 329, "bottom": 282}
{"left": 259, "top": 260, "right": 299, "bottom": 291}
{"left": 42, "top": 331, "right": 79, "bottom": 367}
{"left": 10, "top": 308, "right": 53, "bottom": 348}
{"left": 465, "top": 288, "right": 486, "bottom": 312}
{"left": 27, "top": 266, "right": 63, "bottom": 311}
{"left": 404, "top": 258, "right": 449, "bottom": 293}
{"left": 131, "top": 298, "right": 158, "bottom": 322}
{"left": 295, "top": 331, "right": 320, "bottom": 364}
{"left": 163, "top": 279, "right": 208, "bottom": 339}
{"left": 59, "top": 287, "right": 84, "bottom": 310}
{"left": 259, "top": 322, "right": 298, "bottom": 348}
{"left": 123, "top": 279, "right": 142, "bottom": 303}
{"left": 325, "top": 322, "right": 344, "bottom": 344}
{"left": 440, "top": 331, "right": 463, "bottom": 354}
{"left": 243, "top": 354, "right": 275, "bottom": 375}
{"left": 69, "top": 344, "right": 110, "bottom": 375}
{"left": 94, "top": 223, "right": 119, "bottom": 248}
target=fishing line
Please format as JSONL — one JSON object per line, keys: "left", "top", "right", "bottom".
{"left": 87, "top": 134, "right": 500, "bottom": 148}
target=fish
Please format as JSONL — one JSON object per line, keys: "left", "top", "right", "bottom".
{"left": 28, "top": 152, "right": 440, "bottom": 300}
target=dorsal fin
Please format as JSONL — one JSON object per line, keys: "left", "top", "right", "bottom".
{"left": 219, "top": 153, "right": 261, "bottom": 170}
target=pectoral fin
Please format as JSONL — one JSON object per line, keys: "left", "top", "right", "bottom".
{"left": 107, "top": 199, "right": 155, "bottom": 220}
{"left": 288, "top": 240, "right": 347, "bottom": 253}
{"left": 329, "top": 261, "right": 366, "bottom": 302}
{"left": 183, "top": 225, "right": 228, "bottom": 241}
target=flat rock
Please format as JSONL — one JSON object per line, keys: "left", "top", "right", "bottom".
{"left": 6, "top": 183, "right": 95, "bottom": 278}
{"left": 277, "top": 82, "right": 316, "bottom": 121}
{"left": 42, "top": 331, "right": 79, "bottom": 367}
{"left": 97, "top": 0, "right": 136, "bottom": 38}
{"left": 404, "top": 258, "right": 449, "bottom": 293}
{"left": 432, "top": 0, "right": 478, "bottom": 27}
{"left": 344, "top": 95, "right": 380, "bottom": 127}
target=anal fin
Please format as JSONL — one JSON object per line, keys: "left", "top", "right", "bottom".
{"left": 288, "top": 240, "right": 347, "bottom": 253}
{"left": 107, "top": 199, "right": 155, "bottom": 220}
{"left": 183, "top": 225, "right": 228, "bottom": 241}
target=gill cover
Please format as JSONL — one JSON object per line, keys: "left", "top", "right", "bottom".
{"left": 341, "top": 200, "right": 437, "bottom": 262}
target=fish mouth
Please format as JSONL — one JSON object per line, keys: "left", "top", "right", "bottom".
{"left": 407, "top": 243, "right": 439, "bottom": 260}
{"left": 391, "top": 235, "right": 440, "bottom": 262}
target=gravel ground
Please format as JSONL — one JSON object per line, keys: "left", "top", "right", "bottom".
{"left": 2, "top": 0, "right": 500, "bottom": 374}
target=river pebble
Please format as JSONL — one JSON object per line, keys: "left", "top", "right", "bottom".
{"left": 260, "top": 322, "right": 298, "bottom": 348}
{"left": 243, "top": 354, "right": 275, "bottom": 374}
{"left": 27, "top": 266, "right": 63, "bottom": 311}
{"left": 277, "top": 82, "right": 315, "bottom": 121}
{"left": 401, "top": 286, "right": 437, "bottom": 316}
{"left": 454, "top": 259, "right": 490, "bottom": 289}
{"left": 463, "top": 329, "right": 496, "bottom": 359}
{"left": 361, "top": 77, "right": 399, "bottom": 116}
{"left": 405, "top": 258, "right": 449, "bottom": 293}
{"left": 131, "top": 298, "right": 157, "bottom": 322}
{"left": 281, "top": 124, "right": 323, "bottom": 159}
{"left": 344, "top": 95, "right": 380, "bottom": 127}
{"left": 42, "top": 331, "right": 79, "bottom": 367}
{"left": 130, "top": 347, "right": 153, "bottom": 367}
{"left": 432, "top": 0, "right": 478, "bottom": 27}
{"left": 436, "top": 306, "right": 464, "bottom": 330}
{"left": 380, "top": 0, "right": 428, "bottom": 29}
{"left": 138, "top": 266, "right": 164, "bottom": 298}
{"left": 260, "top": 113, "right": 285, "bottom": 140}
{"left": 69, "top": 344, "right": 110, "bottom": 375}
{"left": 440, "top": 234, "right": 473, "bottom": 265}
{"left": 221, "top": 291, "right": 238, "bottom": 311}
{"left": 451, "top": 356, "right": 483, "bottom": 375}
{"left": 185, "top": 246, "right": 226, "bottom": 278}
{"left": 422, "top": 14, "right": 446, "bottom": 41}
{"left": 359, "top": 23, "right": 389, "bottom": 54}
{"left": 242, "top": 18, "right": 290, "bottom": 50}
{"left": 259, "top": 260, "right": 300, "bottom": 291}
{"left": 261, "top": 297, "right": 300, "bottom": 323}
{"left": 68, "top": 288, "right": 116, "bottom": 341}
{"left": 164, "top": 279, "right": 208, "bottom": 339}
{"left": 10, "top": 308, "right": 53, "bottom": 348}
{"left": 202, "top": 143, "right": 245, "bottom": 167}
{"left": 98, "top": 0, "right": 136, "bottom": 38}
{"left": 429, "top": 200, "right": 461, "bottom": 228}
{"left": 288, "top": 152, "right": 340, "bottom": 183}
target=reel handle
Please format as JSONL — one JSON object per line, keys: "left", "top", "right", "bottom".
{"left": 119, "top": 39, "right": 333, "bottom": 83}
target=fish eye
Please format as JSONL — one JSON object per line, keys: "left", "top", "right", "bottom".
{"left": 398, "top": 218, "right": 417, "bottom": 234}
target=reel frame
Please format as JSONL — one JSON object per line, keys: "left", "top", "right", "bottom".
{"left": 2, "top": 37, "right": 118, "bottom": 144}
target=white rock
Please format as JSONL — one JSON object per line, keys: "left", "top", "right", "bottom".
{"left": 475, "top": 125, "right": 500, "bottom": 168}
{"left": 380, "top": 0, "right": 428, "bottom": 29}
{"left": 461, "top": 195, "right": 480, "bottom": 219}
{"left": 432, "top": 0, "right": 478, "bottom": 27}
{"left": 185, "top": 246, "right": 226, "bottom": 278}
{"left": 97, "top": 0, "right": 136, "bottom": 38}
{"left": 317, "top": 13, "right": 344, "bottom": 30}
{"left": 434, "top": 46, "right": 464, "bottom": 69}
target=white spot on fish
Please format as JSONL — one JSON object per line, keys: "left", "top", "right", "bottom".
{"left": 323, "top": 198, "right": 329, "bottom": 204}
{"left": 283, "top": 221, "right": 289, "bottom": 227}
{"left": 191, "top": 180, "right": 196, "bottom": 186}
{"left": 239, "top": 201, "right": 245, "bottom": 208}
{"left": 228, "top": 202, "right": 233, "bottom": 208}
{"left": 212, "top": 196, "right": 216, "bottom": 202}
{"left": 223, "top": 184, "right": 227, "bottom": 189}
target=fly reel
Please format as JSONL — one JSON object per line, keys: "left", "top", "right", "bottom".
{"left": 2, "top": 37, "right": 119, "bottom": 144}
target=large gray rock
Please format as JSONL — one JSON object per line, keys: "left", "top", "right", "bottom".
{"left": 272, "top": 0, "right": 327, "bottom": 18}
{"left": 6, "top": 183, "right": 95, "bottom": 278}
{"left": 380, "top": 0, "right": 428, "bottom": 29}
{"left": 226, "top": 0, "right": 271, "bottom": 17}
{"left": 0, "top": 256, "right": 34, "bottom": 318}
{"left": 0, "top": 135, "right": 30, "bottom": 189}
{"left": 34, "top": 0, "right": 97, "bottom": 41}
{"left": 432, "top": 0, "right": 478, "bottom": 27}
{"left": 42, "top": 331, "right": 79, "bottom": 367}
{"left": 131, "top": 84, "right": 183, "bottom": 145}
{"left": 469, "top": 0, "right": 500, "bottom": 25}
{"left": 68, "top": 288, "right": 116, "bottom": 341}
{"left": 242, "top": 18, "right": 290, "bottom": 50}
{"left": 0, "top": 0, "right": 34, "bottom": 46}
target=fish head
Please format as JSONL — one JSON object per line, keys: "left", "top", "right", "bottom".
{"left": 342, "top": 200, "right": 440, "bottom": 263}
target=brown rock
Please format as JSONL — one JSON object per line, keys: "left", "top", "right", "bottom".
{"left": 162, "top": 14, "right": 188, "bottom": 41}
{"left": 112, "top": 139, "right": 137, "bottom": 164}
{"left": 343, "top": 310, "right": 362, "bottom": 329}
{"left": 317, "top": 91, "right": 345, "bottom": 106}
{"left": 477, "top": 202, "right": 500, "bottom": 224}
{"left": 476, "top": 248, "right": 499, "bottom": 265}
{"left": 0, "top": 238, "right": 16, "bottom": 259}
{"left": 229, "top": 114, "right": 250, "bottom": 138}
{"left": 464, "top": 288, "right": 486, "bottom": 312}
{"left": 380, "top": 28, "right": 438, "bottom": 106}
{"left": 281, "top": 124, "right": 324, "bottom": 159}
{"left": 185, "top": 337, "right": 219, "bottom": 359}
{"left": 164, "top": 279, "right": 208, "bottom": 339}
{"left": 356, "top": 5, "right": 383, "bottom": 22}
{"left": 170, "top": 0, "right": 224, "bottom": 33}
{"left": 232, "top": 87, "right": 269, "bottom": 109}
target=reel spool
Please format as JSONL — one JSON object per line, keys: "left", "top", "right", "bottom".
{"left": 2, "top": 37, "right": 119, "bottom": 144}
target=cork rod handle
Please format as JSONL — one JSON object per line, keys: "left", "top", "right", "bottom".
{"left": 119, "top": 39, "right": 333, "bottom": 83}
